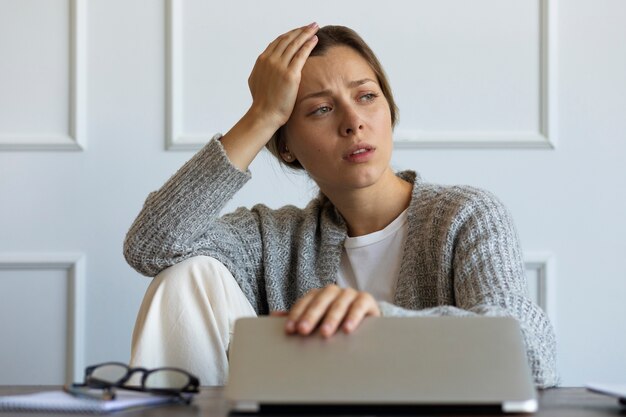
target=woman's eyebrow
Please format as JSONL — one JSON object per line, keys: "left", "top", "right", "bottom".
{"left": 298, "top": 78, "right": 377, "bottom": 103}
{"left": 348, "top": 78, "right": 377, "bottom": 88}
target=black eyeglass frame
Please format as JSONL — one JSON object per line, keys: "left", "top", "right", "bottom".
{"left": 72, "top": 362, "right": 200, "bottom": 402}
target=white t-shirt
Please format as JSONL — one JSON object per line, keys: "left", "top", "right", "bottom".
{"left": 336, "top": 209, "right": 409, "bottom": 303}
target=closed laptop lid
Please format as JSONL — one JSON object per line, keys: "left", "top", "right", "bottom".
{"left": 226, "top": 316, "right": 537, "bottom": 413}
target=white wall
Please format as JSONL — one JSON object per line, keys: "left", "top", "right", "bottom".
{"left": 0, "top": 0, "right": 624, "bottom": 386}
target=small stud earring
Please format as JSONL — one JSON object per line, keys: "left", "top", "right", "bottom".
{"left": 283, "top": 147, "right": 294, "bottom": 162}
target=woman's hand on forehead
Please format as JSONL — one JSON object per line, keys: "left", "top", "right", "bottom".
{"left": 218, "top": 24, "right": 318, "bottom": 173}
{"left": 247, "top": 23, "right": 320, "bottom": 130}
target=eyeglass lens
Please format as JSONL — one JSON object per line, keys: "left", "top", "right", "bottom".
{"left": 144, "top": 370, "right": 191, "bottom": 390}
{"left": 90, "top": 363, "right": 128, "bottom": 383}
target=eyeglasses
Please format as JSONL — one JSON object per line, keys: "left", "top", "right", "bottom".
{"left": 67, "top": 362, "right": 200, "bottom": 403}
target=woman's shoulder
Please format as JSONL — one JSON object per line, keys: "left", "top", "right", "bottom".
{"left": 402, "top": 170, "right": 509, "bottom": 218}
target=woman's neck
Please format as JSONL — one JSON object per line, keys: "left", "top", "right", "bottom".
{"left": 323, "top": 169, "right": 413, "bottom": 237}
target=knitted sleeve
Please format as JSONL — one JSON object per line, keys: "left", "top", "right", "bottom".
{"left": 379, "top": 189, "right": 559, "bottom": 389}
{"left": 123, "top": 135, "right": 267, "bottom": 311}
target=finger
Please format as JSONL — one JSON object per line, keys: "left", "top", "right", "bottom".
{"left": 292, "top": 285, "right": 342, "bottom": 335}
{"left": 265, "top": 23, "right": 317, "bottom": 58}
{"left": 319, "top": 288, "right": 358, "bottom": 338}
{"left": 262, "top": 26, "right": 303, "bottom": 57}
{"left": 276, "top": 22, "right": 318, "bottom": 59}
{"left": 280, "top": 25, "right": 319, "bottom": 65}
{"left": 285, "top": 33, "right": 318, "bottom": 73}
{"left": 286, "top": 289, "right": 319, "bottom": 333}
{"left": 342, "top": 294, "right": 381, "bottom": 334}
{"left": 296, "top": 286, "right": 341, "bottom": 335}
{"left": 249, "top": 25, "right": 315, "bottom": 93}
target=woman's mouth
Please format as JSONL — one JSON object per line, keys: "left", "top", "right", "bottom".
{"left": 343, "top": 144, "right": 376, "bottom": 163}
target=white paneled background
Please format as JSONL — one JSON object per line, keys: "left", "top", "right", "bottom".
{"left": 0, "top": 0, "right": 624, "bottom": 386}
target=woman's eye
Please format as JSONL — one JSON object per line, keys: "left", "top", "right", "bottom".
{"left": 359, "top": 93, "right": 377, "bottom": 102}
{"left": 311, "top": 106, "right": 332, "bottom": 116}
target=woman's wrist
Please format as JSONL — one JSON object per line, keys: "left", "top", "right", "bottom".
{"left": 245, "top": 103, "right": 286, "bottom": 134}
{"left": 220, "top": 106, "right": 282, "bottom": 172}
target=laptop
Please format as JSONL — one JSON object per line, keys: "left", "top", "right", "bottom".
{"left": 226, "top": 316, "right": 537, "bottom": 414}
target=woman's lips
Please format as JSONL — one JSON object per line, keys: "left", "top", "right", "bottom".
{"left": 343, "top": 144, "right": 376, "bottom": 163}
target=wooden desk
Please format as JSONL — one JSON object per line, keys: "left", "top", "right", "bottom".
{"left": 0, "top": 386, "right": 623, "bottom": 416}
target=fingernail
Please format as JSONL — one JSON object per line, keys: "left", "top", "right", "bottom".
{"left": 308, "top": 22, "right": 318, "bottom": 28}
{"left": 344, "top": 320, "right": 354, "bottom": 332}
{"left": 322, "top": 323, "right": 332, "bottom": 335}
{"left": 298, "top": 320, "right": 310, "bottom": 333}
{"left": 286, "top": 320, "right": 295, "bottom": 332}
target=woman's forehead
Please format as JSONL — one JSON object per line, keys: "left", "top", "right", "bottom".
{"left": 300, "top": 46, "right": 378, "bottom": 89}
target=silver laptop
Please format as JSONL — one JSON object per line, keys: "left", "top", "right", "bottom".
{"left": 226, "top": 316, "right": 537, "bottom": 414}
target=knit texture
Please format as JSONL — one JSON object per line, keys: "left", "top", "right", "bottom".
{"left": 124, "top": 135, "right": 558, "bottom": 388}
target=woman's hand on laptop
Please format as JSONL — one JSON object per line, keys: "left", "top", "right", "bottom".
{"left": 281, "top": 285, "right": 381, "bottom": 338}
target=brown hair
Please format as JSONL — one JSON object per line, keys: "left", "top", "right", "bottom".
{"left": 265, "top": 25, "right": 399, "bottom": 170}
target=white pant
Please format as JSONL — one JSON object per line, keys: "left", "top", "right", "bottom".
{"left": 130, "top": 256, "right": 257, "bottom": 386}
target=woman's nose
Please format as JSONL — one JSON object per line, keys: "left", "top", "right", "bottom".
{"left": 339, "top": 107, "right": 364, "bottom": 136}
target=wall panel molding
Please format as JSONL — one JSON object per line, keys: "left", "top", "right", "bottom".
{"left": 394, "top": 0, "right": 558, "bottom": 149}
{"left": 0, "top": 252, "right": 86, "bottom": 383}
{"left": 165, "top": 0, "right": 557, "bottom": 150}
{"left": 524, "top": 252, "right": 555, "bottom": 317}
{"left": 0, "top": 0, "right": 86, "bottom": 151}
{"left": 165, "top": 0, "right": 184, "bottom": 151}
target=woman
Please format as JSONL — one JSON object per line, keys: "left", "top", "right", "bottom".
{"left": 124, "top": 23, "right": 558, "bottom": 388}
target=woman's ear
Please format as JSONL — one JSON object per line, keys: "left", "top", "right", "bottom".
{"left": 280, "top": 147, "right": 296, "bottom": 163}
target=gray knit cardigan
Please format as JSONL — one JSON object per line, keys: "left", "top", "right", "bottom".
{"left": 124, "top": 136, "right": 558, "bottom": 388}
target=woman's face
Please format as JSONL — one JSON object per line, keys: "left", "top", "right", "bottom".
{"left": 283, "top": 46, "right": 394, "bottom": 195}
